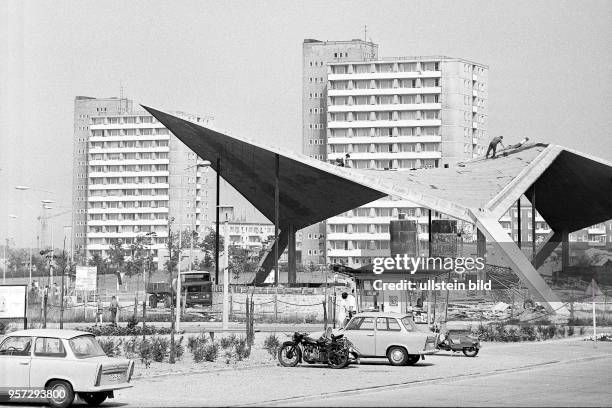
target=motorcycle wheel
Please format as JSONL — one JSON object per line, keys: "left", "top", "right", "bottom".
{"left": 327, "top": 345, "right": 349, "bottom": 369}
{"left": 462, "top": 347, "right": 479, "bottom": 357}
{"left": 278, "top": 342, "right": 301, "bottom": 367}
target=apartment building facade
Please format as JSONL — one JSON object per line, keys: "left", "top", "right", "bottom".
{"left": 301, "top": 39, "right": 379, "bottom": 267}
{"left": 73, "top": 96, "right": 218, "bottom": 261}
{"left": 324, "top": 56, "right": 489, "bottom": 268}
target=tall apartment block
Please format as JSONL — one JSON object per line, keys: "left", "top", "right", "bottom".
{"left": 323, "top": 55, "right": 488, "bottom": 268}
{"left": 301, "top": 39, "right": 379, "bottom": 267}
{"left": 73, "top": 96, "right": 256, "bottom": 263}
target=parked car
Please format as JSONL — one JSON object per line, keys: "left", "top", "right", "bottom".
{"left": 314, "top": 312, "right": 439, "bottom": 366}
{"left": 0, "top": 329, "right": 134, "bottom": 408}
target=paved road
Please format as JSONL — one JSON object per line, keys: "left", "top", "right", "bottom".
{"left": 7, "top": 340, "right": 612, "bottom": 407}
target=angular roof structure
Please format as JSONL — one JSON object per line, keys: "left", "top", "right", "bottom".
{"left": 142, "top": 105, "right": 612, "bottom": 312}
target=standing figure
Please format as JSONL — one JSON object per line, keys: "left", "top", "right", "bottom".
{"left": 109, "top": 296, "right": 119, "bottom": 326}
{"left": 337, "top": 292, "right": 349, "bottom": 328}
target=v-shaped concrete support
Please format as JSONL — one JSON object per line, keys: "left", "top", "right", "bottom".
{"left": 533, "top": 230, "right": 562, "bottom": 269}
{"left": 253, "top": 228, "right": 289, "bottom": 285}
{"left": 472, "top": 211, "right": 567, "bottom": 314}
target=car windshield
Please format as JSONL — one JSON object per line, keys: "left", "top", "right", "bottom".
{"left": 69, "top": 335, "right": 106, "bottom": 358}
{"left": 401, "top": 316, "right": 417, "bottom": 331}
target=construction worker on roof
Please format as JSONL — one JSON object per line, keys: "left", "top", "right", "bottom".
{"left": 486, "top": 135, "right": 505, "bottom": 158}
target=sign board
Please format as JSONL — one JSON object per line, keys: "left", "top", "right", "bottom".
{"left": 0, "top": 285, "right": 27, "bottom": 319}
{"left": 75, "top": 266, "right": 97, "bottom": 291}
{"left": 390, "top": 220, "right": 418, "bottom": 257}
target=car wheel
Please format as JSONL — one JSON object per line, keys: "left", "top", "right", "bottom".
{"left": 387, "top": 346, "right": 409, "bottom": 366}
{"left": 405, "top": 354, "right": 421, "bottom": 366}
{"left": 79, "top": 392, "right": 108, "bottom": 406}
{"left": 463, "top": 347, "right": 479, "bottom": 357}
{"left": 46, "top": 380, "right": 75, "bottom": 408}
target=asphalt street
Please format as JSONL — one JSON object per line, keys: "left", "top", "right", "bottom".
{"left": 6, "top": 339, "right": 612, "bottom": 407}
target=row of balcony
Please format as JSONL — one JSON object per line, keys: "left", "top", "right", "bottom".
{"left": 328, "top": 71, "right": 442, "bottom": 81}
{"left": 327, "top": 151, "right": 442, "bottom": 161}
{"left": 90, "top": 135, "right": 170, "bottom": 143}
{"left": 329, "top": 87, "right": 442, "bottom": 97}
{"left": 328, "top": 103, "right": 441, "bottom": 113}
{"left": 328, "top": 119, "right": 441, "bottom": 129}
{"left": 328, "top": 135, "right": 441, "bottom": 145}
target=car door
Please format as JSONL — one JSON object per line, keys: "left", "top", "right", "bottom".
{"left": 0, "top": 336, "right": 32, "bottom": 388}
{"left": 343, "top": 317, "right": 376, "bottom": 356}
{"left": 29, "top": 337, "right": 72, "bottom": 388}
{"left": 375, "top": 317, "right": 404, "bottom": 356}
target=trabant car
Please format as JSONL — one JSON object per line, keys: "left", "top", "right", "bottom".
{"left": 0, "top": 329, "right": 134, "bottom": 408}
{"left": 315, "top": 312, "right": 438, "bottom": 366}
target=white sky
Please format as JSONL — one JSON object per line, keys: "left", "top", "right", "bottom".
{"left": 1, "top": 0, "right": 611, "bottom": 248}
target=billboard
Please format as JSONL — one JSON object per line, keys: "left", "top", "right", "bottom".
{"left": 75, "top": 266, "right": 97, "bottom": 291}
{"left": 430, "top": 220, "right": 458, "bottom": 258}
{"left": 0, "top": 285, "right": 27, "bottom": 319}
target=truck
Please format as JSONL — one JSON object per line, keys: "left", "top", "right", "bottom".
{"left": 146, "top": 271, "right": 213, "bottom": 309}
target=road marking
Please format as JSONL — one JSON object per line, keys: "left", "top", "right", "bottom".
{"left": 239, "top": 354, "right": 612, "bottom": 407}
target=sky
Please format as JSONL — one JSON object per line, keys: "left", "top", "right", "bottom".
{"left": 1, "top": 0, "right": 611, "bottom": 248}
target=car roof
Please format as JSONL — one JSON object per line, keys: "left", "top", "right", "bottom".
{"left": 354, "top": 311, "right": 411, "bottom": 319}
{"left": 5, "top": 329, "right": 93, "bottom": 340}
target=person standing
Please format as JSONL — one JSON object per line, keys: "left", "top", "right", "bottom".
{"left": 347, "top": 289, "right": 357, "bottom": 319}
{"left": 96, "top": 297, "right": 104, "bottom": 326}
{"left": 485, "top": 135, "right": 505, "bottom": 158}
{"left": 109, "top": 296, "right": 119, "bottom": 326}
{"left": 337, "top": 292, "right": 349, "bottom": 328}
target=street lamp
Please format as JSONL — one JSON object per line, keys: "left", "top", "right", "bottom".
{"left": 219, "top": 205, "right": 234, "bottom": 330}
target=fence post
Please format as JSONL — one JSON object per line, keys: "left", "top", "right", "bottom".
{"left": 229, "top": 286, "right": 233, "bottom": 320}
{"left": 274, "top": 288, "right": 278, "bottom": 322}
{"left": 142, "top": 300, "right": 147, "bottom": 340}
{"left": 43, "top": 293, "right": 47, "bottom": 328}
{"left": 323, "top": 297, "right": 327, "bottom": 332}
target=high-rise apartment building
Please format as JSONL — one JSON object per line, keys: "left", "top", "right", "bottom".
{"left": 301, "top": 39, "right": 378, "bottom": 266}
{"left": 73, "top": 96, "right": 215, "bottom": 261}
{"left": 302, "top": 45, "right": 489, "bottom": 268}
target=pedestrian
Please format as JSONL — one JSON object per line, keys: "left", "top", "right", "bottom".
{"left": 337, "top": 292, "right": 349, "bottom": 328}
{"left": 347, "top": 289, "right": 357, "bottom": 319}
{"left": 485, "top": 135, "right": 505, "bottom": 158}
{"left": 96, "top": 297, "right": 104, "bottom": 326}
{"left": 109, "top": 296, "right": 119, "bottom": 326}
{"left": 53, "top": 283, "right": 60, "bottom": 305}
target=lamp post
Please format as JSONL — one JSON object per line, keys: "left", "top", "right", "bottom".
{"left": 219, "top": 205, "right": 234, "bottom": 330}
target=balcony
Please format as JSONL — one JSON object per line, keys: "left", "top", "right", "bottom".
{"left": 328, "top": 151, "right": 441, "bottom": 161}
{"left": 588, "top": 226, "right": 606, "bottom": 235}
{"left": 327, "top": 135, "right": 441, "bottom": 145}
{"left": 328, "top": 87, "right": 442, "bottom": 97}
{"left": 328, "top": 71, "right": 441, "bottom": 81}
{"left": 472, "top": 73, "right": 478, "bottom": 81}
{"left": 328, "top": 119, "right": 441, "bottom": 129}
{"left": 472, "top": 137, "right": 478, "bottom": 145}
{"left": 472, "top": 90, "right": 478, "bottom": 97}
{"left": 328, "top": 103, "right": 441, "bottom": 113}
{"left": 472, "top": 106, "right": 478, "bottom": 113}
{"left": 89, "top": 159, "right": 170, "bottom": 166}
{"left": 88, "top": 195, "right": 170, "bottom": 202}
{"left": 472, "top": 122, "right": 478, "bottom": 129}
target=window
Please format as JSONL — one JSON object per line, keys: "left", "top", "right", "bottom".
{"left": 401, "top": 317, "right": 416, "bottom": 331}
{"left": 69, "top": 335, "right": 106, "bottom": 358}
{"left": 377, "top": 318, "right": 402, "bottom": 331}
{"left": 34, "top": 337, "right": 66, "bottom": 357}
{"left": 0, "top": 336, "right": 32, "bottom": 356}
{"left": 345, "top": 317, "right": 375, "bottom": 330}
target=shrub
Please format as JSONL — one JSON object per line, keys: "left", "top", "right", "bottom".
{"left": 139, "top": 338, "right": 152, "bottom": 368}
{"left": 126, "top": 315, "right": 139, "bottom": 329}
{"left": 173, "top": 336, "right": 185, "bottom": 360}
{"left": 568, "top": 326, "right": 575, "bottom": 336}
{"left": 263, "top": 333, "right": 280, "bottom": 357}
{"left": 506, "top": 327, "right": 520, "bottom": 342}
{"left": 224, "top": 350, "right": 233, "bottom": 365}
{"left": 77, "top": 324, "right": 173, "bottom": 337}
{"left": 579, "top": 327, "right": 585, "bottom": 335}
{"left": 220, "top": 334, "right": 238, "bottom": 349}
{"left": 98, "top": 338, "right": 122, "bottom": 357}
{"left": 202, "top": 343, "right": 219, "bottom": 362}
{"left": 0, "top": 321, "right": 7, "bottom": 335}
{"left": 234, "top": 337, "right": 251, "bottom": 361}
{"left": 547, "top": 325, "right": 556, "bottom": 339}
{"left": 519, "top": 325, "right": 536, "bottom": 341}
{"left": 150, "top": 336, "right": 169, "bottom": 363}
{"left": 187, "top": 332, "right": 208, "bottom": 353}
{"left": 122, "top": 336, "right": 140, "bottom": 359}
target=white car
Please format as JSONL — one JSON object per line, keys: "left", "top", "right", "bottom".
{"left": 318, "top": 312, "right": 439, "bottom": 366}
{"left": 0, "top": 329, "right": 134, "bottom": 408}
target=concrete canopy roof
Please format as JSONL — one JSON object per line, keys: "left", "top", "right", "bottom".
{"left": 142, "top": 106, "right": 612, "bottom": 233}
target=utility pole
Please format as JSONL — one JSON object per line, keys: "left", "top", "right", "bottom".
{"left": 222, "top": 214, "right": 230, "bottom": 330}
{"left": 168, "top": 217, "right": 176, "bottom": 364}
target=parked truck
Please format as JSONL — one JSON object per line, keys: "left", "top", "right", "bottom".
{"left": 146, "top": 271, "right": 213, "bottom": 309}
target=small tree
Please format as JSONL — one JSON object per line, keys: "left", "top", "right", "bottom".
{"left": 198, "top": 229, "right": 224, "bottom": 269}
{"left": 107, "top": 240, "right": 126, "bottom": 284}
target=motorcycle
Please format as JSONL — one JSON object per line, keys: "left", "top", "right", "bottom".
{"left": 436, "top": 329, "right": 481, "bottom": 357}
{"left": 278, "top": 331, "right": 356, "bottom": 369}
